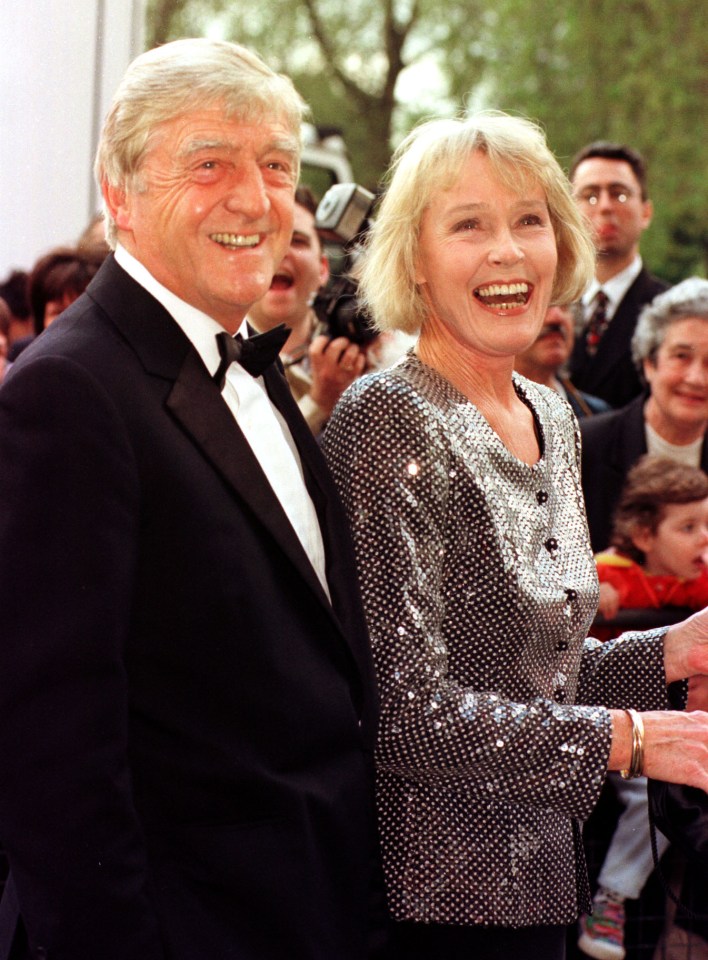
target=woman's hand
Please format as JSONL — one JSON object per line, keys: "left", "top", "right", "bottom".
{"left": 608, "top": 708, "right": 708, "bottom": 791}
{"left": 663, "top": 606, "right": 708, "bottom": 683}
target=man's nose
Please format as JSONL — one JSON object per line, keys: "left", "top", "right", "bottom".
{"left": 224, "top": 163, "right": 271, "bottom": 220}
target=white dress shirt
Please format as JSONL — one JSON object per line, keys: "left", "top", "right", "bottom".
{"left": 114, "top": 244, "right": 331, "bottom": 600}
{"left": 581, "top": 255, "right": 643, "bottom": 323}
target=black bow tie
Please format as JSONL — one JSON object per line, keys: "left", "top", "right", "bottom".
{"left": 213, "top": 325, "right": 290, "bottom": 388}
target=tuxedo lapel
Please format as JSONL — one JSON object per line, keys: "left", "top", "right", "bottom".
{"left": 262, "top": 364, "right": 376, "bottom": 689}
{"left": 167, "top": 350, "right": 333, "bottom": 612}
{"left": 90, "top": 258, "right": 335, "bottom": 616}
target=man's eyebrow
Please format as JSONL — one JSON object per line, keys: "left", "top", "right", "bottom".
{"left": 178, "top": 138, "right": 234, "bottom": 157}
{"left": 267, "top": 135, "right": 300, "bottom": 159}
{"left": 177, "top": 135, "right": 300, "bottom": 158}
{"left": 575, "top": 180, "right": 636, "bottom": 191}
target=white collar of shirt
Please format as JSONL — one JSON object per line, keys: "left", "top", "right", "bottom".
{"left": 582, "top": 255, "right": 643, "bottom": 320}
{"left": 114, "top": 243, "right": 244, "bottom": 376}
{"left": 113, "top": 244, "right": 331, "bottom": 601}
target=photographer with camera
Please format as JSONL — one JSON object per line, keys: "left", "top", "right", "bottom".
{"left": 248, "top": 184, "right": 367, "bottom": 434}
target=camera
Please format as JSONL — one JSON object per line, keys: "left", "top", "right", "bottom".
{"left": 313, "top": 183, "right": 378, "bottom": 346}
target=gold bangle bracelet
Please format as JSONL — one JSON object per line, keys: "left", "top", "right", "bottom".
{"left": 620, "top": 708, "right": 645, "bottom": 780}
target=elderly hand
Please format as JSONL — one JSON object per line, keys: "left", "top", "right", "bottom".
{"left": 308, "top": 334, "right": 366, "bottom": 417}
{"left": 663, "top": 606, "right": 708, "bottom": 683}
{"left": 687, "top": 675, "right": 708, "bottom": 712}
{"left": 609, "top": 707, "right": 708, "bottom": 792}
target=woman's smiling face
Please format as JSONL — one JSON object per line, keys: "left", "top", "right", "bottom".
{"left": 414, "top": 150, "right": 558, "bottom": 360}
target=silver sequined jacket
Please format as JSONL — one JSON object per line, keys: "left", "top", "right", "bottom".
{"left": 323, "top": 354, "right": 673, "bottom": 928}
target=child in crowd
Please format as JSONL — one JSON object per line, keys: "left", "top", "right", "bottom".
{"left": 579, "top": 455, "right": 708, "bottom": 960}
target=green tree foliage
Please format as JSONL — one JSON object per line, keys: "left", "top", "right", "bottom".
{"left": 145, "top": 0, "right": 706, "bottom": 281}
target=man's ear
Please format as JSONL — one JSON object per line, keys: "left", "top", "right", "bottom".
{"left": 640, "top": 198, "right": 654, "bottom": 232}
{"left": 318, "top": 253, "right": 330, "bottom": 289}
{"left": 102, "top": 180, "right": 132, "bottom": 232}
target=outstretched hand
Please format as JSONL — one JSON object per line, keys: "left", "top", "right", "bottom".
{"left": 641, "top": 709, "right": 708, "bottom": 792}
{"left": 609, "top": 706, "right": 708, "bottom": 792}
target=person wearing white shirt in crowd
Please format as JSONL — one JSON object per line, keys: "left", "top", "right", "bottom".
{"left": 568, "top": 141, "right": 668, "bottom": 409}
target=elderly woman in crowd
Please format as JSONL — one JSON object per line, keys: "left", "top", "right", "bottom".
{"left": 581, "top": 277, "right": 708, "bottom": 552}
{"left": 322, "top": 112, "right": 708, "bottom": 960}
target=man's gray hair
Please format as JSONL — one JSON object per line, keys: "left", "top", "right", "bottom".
{"left": 95, "top": 38, "right": 307, "bottom": 247}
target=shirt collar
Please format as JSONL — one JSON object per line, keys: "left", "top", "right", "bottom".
{"left": 582, "top": 255, "right": 643, "bottom": 311}
{"left": 114, "top": 244, "right": 248, "bottom": 377}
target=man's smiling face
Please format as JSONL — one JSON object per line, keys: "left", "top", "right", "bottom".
{"left": 105, "top": 104, "right": 299, "bottom": 332}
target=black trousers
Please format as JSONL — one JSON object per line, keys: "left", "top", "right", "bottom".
{"left": 387, "top": 919, "right": 567, "bottom": 960}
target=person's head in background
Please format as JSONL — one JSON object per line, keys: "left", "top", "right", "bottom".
{"left": 0, "top": 270, "right": 32, "bottom": 348}
{"left": 610, "top": 455, "right": 708, "bottom": 578}
{"left": 77, "top": 212, "right": 111, "bottom": 260}
{"left": 0, "top": 298, "right": 10, "bottom": 376}
{"left": 632, "top": 277, "right": 708, "bottom": 446}
{"left": 570, "top": 141, "right": 653, "bottom": 282}
{"left": 514, "top": 303, "right": 577, "bottom": 386}
{"left": 248, "top": 183, "right": 329, "bottom": 352}
{"left": 28, "top": 247, "right": 105, "bottom": 335}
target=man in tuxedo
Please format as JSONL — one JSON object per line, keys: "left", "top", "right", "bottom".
{"left": 0, "top": 39, "right": 381, "bottom": 960}
{"left": 568, "top": 141, "right": 668, "bottom": 409}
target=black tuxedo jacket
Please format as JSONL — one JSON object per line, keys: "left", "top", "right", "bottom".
{"left": 569, "top": 267, "right": 668, "bottom": 409}
{"left": 0, "top": 257, "right": 380, "bottom": 960}
{"left": 580, "top": 393, "right": 708, "bottom": 551}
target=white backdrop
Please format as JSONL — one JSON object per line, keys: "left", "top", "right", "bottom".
{"left": 0, "top": 1, "right": 145, "bottom": 278}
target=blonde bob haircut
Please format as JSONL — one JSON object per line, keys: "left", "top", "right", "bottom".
{"left": 359, "top": 110, "right": 595, "bottom": 335}
{"left": 95, "top": 38, "right": 307, "bottom": 247}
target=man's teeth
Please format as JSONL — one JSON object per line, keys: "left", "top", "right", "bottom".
{"left": 211, "top": 233, "right": 260, "bottom": 249}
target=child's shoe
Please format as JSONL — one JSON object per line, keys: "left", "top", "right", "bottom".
{"left": 578, "top": 889, "right": 626, "bottom": 960}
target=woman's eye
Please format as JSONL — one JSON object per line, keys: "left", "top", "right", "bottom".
{"left": 455, "top": 219, "right": 480, "bottom": 232}
{"left": 520, "top": 214, "right": 543, "bottom": 226}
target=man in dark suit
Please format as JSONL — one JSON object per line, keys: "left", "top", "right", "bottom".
{"left": 513, "top": 303, "right": 610, "bottom": 419}
{"left": 0, "top": 39, "right": 382, "bottom": 960}
{"left": 568, "top": 141, "right": 668, "bottom": 409}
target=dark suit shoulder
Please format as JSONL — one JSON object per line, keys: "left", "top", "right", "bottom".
{"left": 579, "top": 394, "right": 648, "bottom": 550}
{"left": 630, "top": 267, "right": 669, "bottom": 302}
{"left": 580, "top": 393, "right": 646, "bottom": 444}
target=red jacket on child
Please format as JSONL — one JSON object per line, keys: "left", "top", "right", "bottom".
{"left": 595, "top": 551, "right": 708, "bottom": 609}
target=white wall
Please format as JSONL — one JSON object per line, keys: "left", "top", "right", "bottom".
{"left": 0, "top": 1, "right": 146, "bottom": 278}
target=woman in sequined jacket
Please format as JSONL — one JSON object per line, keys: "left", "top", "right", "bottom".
{"left": 322, "top": 112, "right": 708, "bottom": 960}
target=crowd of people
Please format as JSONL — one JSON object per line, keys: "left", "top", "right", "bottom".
{"left": 0, "top": 36, "right": 706, "bottom": 960}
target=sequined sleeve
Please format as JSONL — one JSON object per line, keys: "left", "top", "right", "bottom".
{"left": 324, "top": 361, "right": 613, "bottom": 820}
